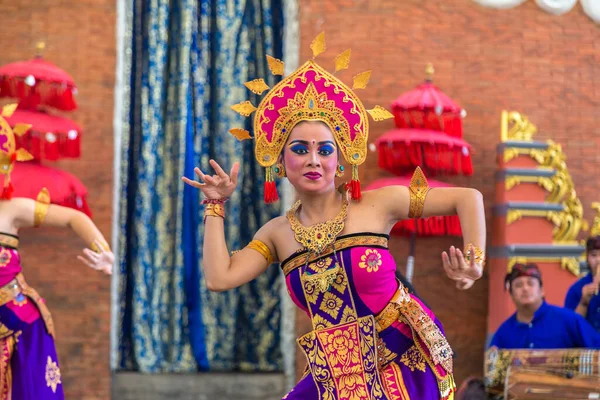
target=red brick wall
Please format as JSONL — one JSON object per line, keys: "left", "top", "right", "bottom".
{"left": 298, "top": 0, "right": 600, "bottom": 385}
{"left": 3, "top": 0, "right": 599, "bottom": 394}
{"left": 0, "top": 1, "right": 115, "bottom": 399}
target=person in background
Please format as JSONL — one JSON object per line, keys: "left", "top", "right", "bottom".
{"left": 490, "top": 263, "right": 600, "bottom": 349}
{"left": 565, "top": 235, "right": 600, "bottom": 331}
{"left": 0, "top": 104, "right": 113, "bottom": 399}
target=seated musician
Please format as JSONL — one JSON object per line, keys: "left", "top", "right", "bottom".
{"left": 490, "top": 263, "right": 600, "bottom": 349}
{"left": 564, "top": 235, "right": 600, "bottom": 331}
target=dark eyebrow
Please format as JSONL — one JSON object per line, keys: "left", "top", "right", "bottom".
{"left": 288, "top": 140, "right": 335, "bottom": 146}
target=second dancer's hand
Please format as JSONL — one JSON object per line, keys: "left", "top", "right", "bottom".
{"left": 182, "top": 159, "right": 240, "bottom": 199}
{"left": 78, "top": 241, "right": 114, "bottom": 275}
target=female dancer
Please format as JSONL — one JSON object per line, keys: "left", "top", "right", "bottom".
{"left": 183, "top": 34, "right": 485, "bottom": 399}
{"left": 0, "top": 104, "right": 112, "bottom": 399}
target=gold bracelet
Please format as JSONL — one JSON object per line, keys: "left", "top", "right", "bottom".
{"left": 408, "top": 167, "right": 430, "bottom": 218}
{"left": 247, "top": 239, "right": 274, "bottom": 265}
{"left": 34, "top": 188, "right": 51, "bottom": 227}
{"left": 464, "top": 243, "right": 485, "bottom": 266}
{"left": 91, "top": 241, "right": 111, "bottom": 254}
{"left": 204, "top": 203, "right": 225, "bottom": 223}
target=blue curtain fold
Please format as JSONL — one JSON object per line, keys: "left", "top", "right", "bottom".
{"left": 115, "top": 0, "right": 284, "bottom": 373}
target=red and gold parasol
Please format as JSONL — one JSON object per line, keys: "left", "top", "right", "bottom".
{"left": 5, "top": 108, "right": 81, "bottom": 161}
{"left": 0, "top": 43, "right": 77, "bottom": 111}
{"left": 376, "top": 128, "right": 472, "bottom": 176}
{"left": 391, "top": 63, "right": 465, "bottom": 138}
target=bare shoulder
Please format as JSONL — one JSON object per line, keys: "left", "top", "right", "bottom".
{"left": 1, "top": 198, "right": 34, "bottom": 215}
{"left": 349, "top": 185, "right": 410, "bottom": 223}
{"left": 357, "top": 186, "right": 408, "bottom": 208}
{"left": 0, "top": 198, "right": 35, "bottom": 232}
{"left": 254, "top": 215, "right": 288, "bottom": 242}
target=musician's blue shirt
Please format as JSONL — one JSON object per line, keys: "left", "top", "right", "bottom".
{"left": 489, "top": 301, "right": 600, "bottom": 349}
{"left": 565, "top": 273, "right": 600, "bottom": 332}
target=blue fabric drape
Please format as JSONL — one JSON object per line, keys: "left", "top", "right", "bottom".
{"left": 115, "top": 0, "right": 284, "bottom": 373}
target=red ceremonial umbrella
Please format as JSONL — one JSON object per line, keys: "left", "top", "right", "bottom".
{"left": 11, "top": 161, "right": 91, "bottom": 217}
{"left": 391, "top": 64, "right": 465, "bottom": 139}
{"left": 0, "top": 56, "right": 77, "bottom": 111}
{"left": 376, "top": 128, "right": 472, "bottom": 176}
{"left": 5, "top": 108, "right": 81, "bottom": 161}
{"left": 373, "top": 64, "right": 473, "bottom": 282}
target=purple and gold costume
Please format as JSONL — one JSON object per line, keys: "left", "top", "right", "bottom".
{"left": 0, "top": 232, "right": 63, "bottom": 399}
{"left": 281, "top": 233, "right": 455, "bottom": 400}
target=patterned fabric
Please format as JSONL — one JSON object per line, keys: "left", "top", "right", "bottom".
{"left": 0, "top": 242, "right": 63, "bottom": 399}
{"left": 282, "top": 233, "right": 455, "bottom": 400}
{"left": 114, "top": 0, "right": 284, "bottom": 372}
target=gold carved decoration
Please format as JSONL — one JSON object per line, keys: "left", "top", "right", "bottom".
{"left": 503, "top": 147, "right": 547, "bottom": 164}
{"left": 504, "top": 174, "right": 554, "bottom": 192}
{"left": 553, "top": 190, "right": 587, "bottom": 243}
{"left": 500, "top": 111, "right": 538, "bottom": 142}
{"left": 590, "top": 203, "right": 600, "bottom": 237}
{"left": 501, "top": 112, "right": 588, "bottom": 245}
{"left": 506, "top": 209, "right": 560, "bottom": 226}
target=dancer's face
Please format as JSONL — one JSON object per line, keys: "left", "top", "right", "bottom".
{"left": 280, "top": 121, "right": 338, "bottom": 195}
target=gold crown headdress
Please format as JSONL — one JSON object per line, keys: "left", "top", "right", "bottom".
{"left": 229, "top": 32, "right": 393, "bottom": 203}
{"left": 0, "top": 104, "right": 33, "bottom": 199}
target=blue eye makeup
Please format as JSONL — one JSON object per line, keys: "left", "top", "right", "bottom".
{"left": 290, "top": 143, "right": 309, "bottom": 154}
{"left": 318, "top": 144, "right": 335, "bottom": 156}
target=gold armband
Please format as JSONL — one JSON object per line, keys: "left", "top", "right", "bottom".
{"left": 34, "top": 188, "right": 51, "bottom": 227}
{"left": 464, "top": 243, "right": 485, "bottom": 266}
{"left": 408, "top": 167, "right": 430, "bottom": 219}
{"left": 91, "top": 241, "right": 111, "bottom": 254}
{"left": 247, "top": 240, "right": 274, "bottom": 265}
{"left": 204, "top": 203, "right": 225, "bottom": 223}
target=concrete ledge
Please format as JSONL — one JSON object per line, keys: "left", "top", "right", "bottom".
{"left": 496, "top": 141, "right": 549, "bottom": 153}
{"left": 495, "top": 168, "right": 556, "bottom": 180}
{"left": 493, "top": 202, "right": 564, "bottom": 215}
{"left": 489, "top": 244, "right": 585, "bottom": 258}
{"left": 112, "top": 372, "right": 287, "bottom": 400}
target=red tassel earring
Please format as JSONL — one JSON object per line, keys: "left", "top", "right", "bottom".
{"left": 345, "top": 164, "right": 362, "bottom": 201}
{"left": 263, "top": 166, "right": 279, "bottom": 204}
{"left": 1, "top": 176, "right": 13, "bottom": 200}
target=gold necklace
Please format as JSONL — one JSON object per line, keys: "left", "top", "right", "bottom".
{"left": 286, "top": 198, "right": 348, "bottom": 254}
